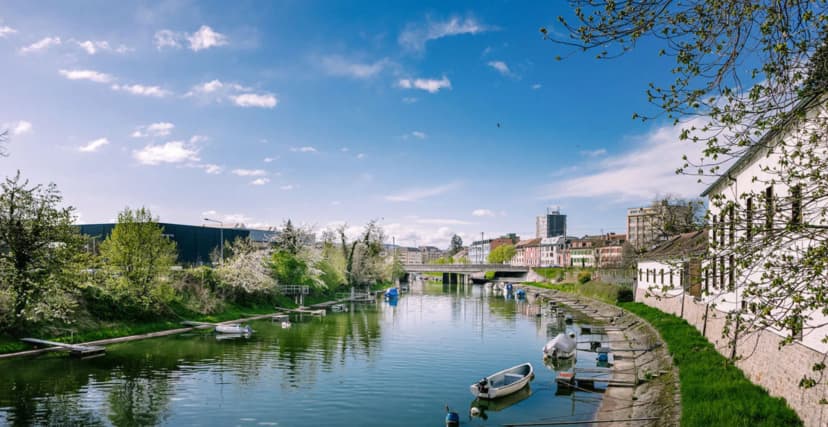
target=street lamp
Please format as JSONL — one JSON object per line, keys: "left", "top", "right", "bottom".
{"left": 203, "top": 217, "right": 223, "bottom": 264}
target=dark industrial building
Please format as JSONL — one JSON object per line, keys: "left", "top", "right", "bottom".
{"left": 536, "top": 208, "right": 567, "bottom": 238}
{"left": 78, "top": 223, "right": 277, "bottom": 265}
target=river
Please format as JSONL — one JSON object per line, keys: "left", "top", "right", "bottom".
{"left": 0, "top": 281, "right": 604, "bottom": 426}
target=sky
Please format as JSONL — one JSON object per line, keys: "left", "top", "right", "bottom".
{"left": 0, "top": 0, "right": 710, "bottom": 248}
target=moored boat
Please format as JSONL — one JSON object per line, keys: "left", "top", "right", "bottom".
{"left": 215, "top": 323, "right": 252, "bottom": 334}
{"left": 542, "top": 332, "right": 576, "bottom": 359}
{"left": 469, "top": 362, "right": 534, "bottom": 400}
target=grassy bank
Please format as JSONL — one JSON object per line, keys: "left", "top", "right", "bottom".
{"left": 526, "top": 281, "right": 624, "bottom": 305}
{"left": 620, "top": 302, "right": 801, "bottom": 426}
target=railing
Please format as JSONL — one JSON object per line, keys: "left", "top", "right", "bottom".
{"left": 280, "top": 285, "right": 310, "bottom": 295}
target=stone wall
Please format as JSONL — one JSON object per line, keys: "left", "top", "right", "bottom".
{"left": 637, "top": 291, "right": 828, "bottom": 427}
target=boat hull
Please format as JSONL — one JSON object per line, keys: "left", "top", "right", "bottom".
{"left": 215, "top": 324, "right": 251, "bottom": 334}
{"left": 469, "top": 362, "right": 533, "bottom": 400}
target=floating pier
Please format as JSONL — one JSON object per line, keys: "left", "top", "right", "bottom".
{"left": 20, "top": 338, "right": 106, "bottom": 359}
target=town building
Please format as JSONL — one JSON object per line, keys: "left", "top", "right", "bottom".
{"left": 397, "top": 246, "right": 422, "bottom": 265}
{"left": 536, "top": 208, "right": 567, "bottom": 238}
{"left": 626, "top": 202, "right": 694, "bottom": 250}
{"left": 418, "top": 246, "right": 443, "bottom": 264}
{"left": 590, "top": 233, "right": 627, "bottom": 268}
{"left": 568, "top": 238, "right": 595, "bottom": 268}
{"left": 512, "top": 238, "right": 541, "bottom": 267}
{"left": 469, "top": 236, "right": 518, "bottom": 264}
{"left": 540, "top": 235, "right": 569, "bottom": 267}
{"left": 636, "top": 95, "right": 828, "bottom": 426}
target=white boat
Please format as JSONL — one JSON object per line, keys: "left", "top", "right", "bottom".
{"left": 543, "top": 333, "right": 576, "bottom": 359}
{"left": 281, "top": 321, "right": 292, "bottom": 328}
{"left": 215, "top": 323, "right": 251, "bottom": 334}
{"left": 469, "top": 362, "right": 534, "bottom": 399}
{"left": 331, "top": 304, "right": 348, "bottom": 312}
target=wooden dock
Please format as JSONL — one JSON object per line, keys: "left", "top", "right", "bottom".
{"left": 20, "top": 338, "right": 106, "bottom": 358}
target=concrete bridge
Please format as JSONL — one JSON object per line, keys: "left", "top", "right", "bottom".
{"left": 402, "top": 264, "right": 530, "bottom": 285}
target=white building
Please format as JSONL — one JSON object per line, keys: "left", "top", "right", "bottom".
{"left": 468, "top": 239, "right": 491, "bottom": 264}
{"left": 540, "top": 236, "right": 567, "bottom": 267}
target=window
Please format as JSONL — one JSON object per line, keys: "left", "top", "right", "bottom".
{"left": 728, "top": 255, "right": 735, "bottom": 292}
{"left": 712, "top": 259, "right": 718, "bottom": 288}
{"left": 639, "top": 269, "right": 643, "bottom": 281}
{"left": 711, "top": 215, "right": 718, "bottom": 248}
{"left": 791, "top": 184, "right": 803, "bottom": 226}
{"left": 765, "top": 186, "right": 774, "bottom": 231}
{"left": 792, "top": 316, "right": 803, "bottom": 342}
{"left": 746, "top": 196, "right": 753, "bottom": 240}
{"left": 719, "top": 213, "right": 725, "bottom": 246}
{"left": 728, "top": 203, "right": 735, "bottom": 245}
{"left": 660, "top": 269, "right": 664, "bottom": 284}
{"left": 704, "top": 267, "right": 709, "bottom": 293}
{"left": 719, "top": 257, "right": 725, "bottom": 290}
{"left": 670, "top": 270, "right": 674, "bottom": 286}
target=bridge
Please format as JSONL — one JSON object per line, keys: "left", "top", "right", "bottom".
{"left": 402, "top": 264, "right": 529, "bottom": 274}
{"left": 402, "top": 264, "right": 530, "bottom": 285}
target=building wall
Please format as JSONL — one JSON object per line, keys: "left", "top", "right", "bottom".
{"left": 627, "top": 205, "right": 692, "bottom": 249}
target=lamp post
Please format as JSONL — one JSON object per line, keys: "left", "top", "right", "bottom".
{"left": 203, "top": 217, "right": 223, "bottom": 264}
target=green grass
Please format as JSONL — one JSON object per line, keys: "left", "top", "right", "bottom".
{"left": 620, "top": 302, "right": 801, "bottom": 426}
{"left": 525, "top": 281, "right": 624, "bottom": 305}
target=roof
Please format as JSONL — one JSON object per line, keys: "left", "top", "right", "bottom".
{"left": 700, "top": 94, "right": 820, "bottom": 197}
{"left": 639, "top": 229, "right": 708, "bottom": 261}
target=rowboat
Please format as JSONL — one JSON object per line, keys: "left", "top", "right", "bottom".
{"left": 469, "top": 362, "right": 534, "bottom": 399}
{"left": 215, "top": 323, "right": 251, "bottom": 334}
{"left": 331, "top": 304, "right": 348, "bottom": 312}
{"left": 543, "top": 332, "right": 576, "bottom": 359}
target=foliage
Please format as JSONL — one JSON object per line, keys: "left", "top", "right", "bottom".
{"left": 620, "top": 302, "right": 801, "bottom": 427}
{"left": 273, "top": 219, "right": 314, "bottom": 256}
{"left": 448, "top": 234, "right": 463, "bottom": 255}
{"left": 527, "top": 281, "right": 621, "bottom": 305}
{"left": 98, "top": 207, "right": 177, "bottom": 312}
{"left": 0, "top": 172, "right": 85, "bottom": 331}
{"left": 487, "top": 244, "right": 516, "bottom": 264}
{"left": 617, "top": 287, "right": 634, "bottom": 303}
{"left": 484, "top": 271, "right": 495, "bottom": 280}
{"left": 577, "top": 270, "right": 592, "bottom": 284}
{"left": 550, "top": 1, "right": 828, "bottom": 383}
{"left": 270, "top": 250, "right": 315, "bottom": 287}
{"left": 336, "top": 220, "right": 385, "bottom": 287}
{"left": 215, "top": 237, "right": 276, "bottom": 297}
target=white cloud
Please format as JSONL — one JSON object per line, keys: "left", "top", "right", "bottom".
{"left": 487, "top": 60, "right": 510, "bottom": 76}
{"left": 232, "top": 168, "right": 267, "bottom": 177}
{"left": 320, "top": 55, "right": 391, "bottom": 79}
{"left": 154, "top": 30, "right": 181, "bottom": 49}
{"left": 155, "top": 26, "right": 228, "bottom": 52}
{"left": 203, "top": 164, "right": 223, "bottom": 174}
{"left": 280, "top": 184, "right": 294, "bottom": 191}
{"left": 187, "top": 25, "right": 228, "bottom": 51}
{"left": 532, "top": 83, "right": 542, "bottom": 90}
{"left": 111, "top": 84, "right": 170, "bottom": 97}
{"left": 194, "top": 79, "right": 224, "bottom": 93}
{"left": 20, "top": 36, "right": 61, "bottom": 53}
{"left": 230, "top": 93, "right": 277, "bottom": 108}
{"left": 402, "top": 97, "right": 418, "bottom": 104}
{"left": 340, "top": 147, "right": 349, "bottom": 152}
{"left": 78, "top": 137, "right": 109, "bottom": 152}
{"left": 580, "top": 148, "right": 607, "bottom": 157}
{"left": 0, "top": 26, "right": 17, "bottom": 37}
{"left": 385, "top": 182, "right": 461, "bottom": 202}
{"left": 397, "top": 76, "right": 451, "bottom": 93}
{"left": 133, "top": 141, "right": 199, "bottom": 165}
{"left": 291, "top": 146, "right": 317, "bottom": 153}
{"left": 250, "top": 178, "right": 270, "bottom": 186}
{"left": 7, "top": 120, "right": 32, "bottom": 136}
{"left": 411, "top": 131, "right": 427, "bottom": 139}
{"left": 399, "top": 16, "right": 489, "bottom": 51}
{"left": 75, "top": 40, "right": 130, "bottom": 55}
{"left": 472, "top": 209, "right": 495, "bottom": 217}
{"left": 542, "top": 119, "right": 707, "bottom": 201}
{"left": 263, "top": 157, "right": 276, "bottom": 163}
{"left": 131, "top": 122, "right": 175, "bottom": 138}
{"left": 356, "top": 153, "right": 365, "bottom": 159}
{"left": 189, "top": 135, "right": 208, "bottom": 143}
{"left": 58, "top": 69, "right": 113, "bottom": 83}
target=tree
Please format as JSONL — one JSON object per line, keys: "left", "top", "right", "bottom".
{"left": 273, "top": 219, "right": 314, "bottom": 255}
{"left": 0, "top": 172, "right": 84, "bottom": 331}
{"left": 99, "top": 207, "right": 177, "bottom": 311}
{"left": 338, "top": 220, "right": 385, "bottom": 288}
{"left": 549, "top": 1, "right": 828, "bottom": 386}
{"left": 448, "top": 234, "right": 463, "bottom": 255}
{"left": 216, "top": 237, "right": 276, "bottom": 296}
{"left": 488, "top": 244, "right": 516, "bottom": 264}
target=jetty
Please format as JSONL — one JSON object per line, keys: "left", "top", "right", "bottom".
{"left": 19, "top": 338, "right": 106, "bottom": 359}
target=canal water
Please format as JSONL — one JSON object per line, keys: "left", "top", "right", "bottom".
{"left": 0, "top": 281, "right": 604, "bottom": 426}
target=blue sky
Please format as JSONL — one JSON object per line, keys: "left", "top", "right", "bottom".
{"left": 0, "top": 1, "right": 708, "bottom": 247}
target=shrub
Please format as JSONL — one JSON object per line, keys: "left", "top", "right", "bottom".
{"left": 617, "top": 287, "right": 634, "bottom": 302}
{"left": 577, "top": 270, "right": 592, "bottom": 284}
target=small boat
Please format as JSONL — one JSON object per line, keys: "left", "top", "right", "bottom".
{"left": 385, "top": 287, "right": 399, "bottom": 299}
{"left": 469, "top": 362, "right": 534, "bottom": 399}
{"left": 543, "top": 333, "right": 576, "bottom": 359}
{"left": 281, "top": 321, "right": 292, "bottom": 328}
{"left": 515, "top": 289, "right": 526, "bottom": 299}
{"left": 215, "top": 323, "right": 251, "bottom": 334}
{"left": 331, "top": 304, "right": 348, "bottom": 312}
{"left": 470, "top": 384, "right": 532, "bottom": 417}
